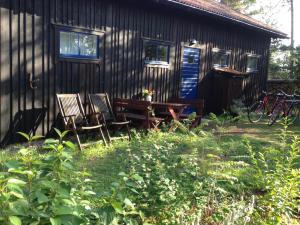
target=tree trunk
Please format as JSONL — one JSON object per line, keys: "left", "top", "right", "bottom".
{"left": 290, "top": 0, "right": 294, "bottom": 49}
{"left": 290, "top": 0, "right": 294, "bottom": 77}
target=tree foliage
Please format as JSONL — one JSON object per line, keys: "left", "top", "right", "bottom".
{"left": 269, "top": 41, "right": 300, "bottom": 80}
{"left": 219, "top": 0, "right": 258, "bottom": 14}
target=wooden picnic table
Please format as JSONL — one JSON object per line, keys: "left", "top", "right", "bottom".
{"left": 151, "top": 102, "right": 188, "bottom": 120}
{"left": 113, "top": 99, "right": 189, "bottom": 130}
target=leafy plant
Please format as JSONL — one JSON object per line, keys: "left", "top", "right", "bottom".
{"left": 17, "top": 132, "right": 44, "bottom": 144}
{"left": 0, "top": 130, "right": 98, "bottom": 225}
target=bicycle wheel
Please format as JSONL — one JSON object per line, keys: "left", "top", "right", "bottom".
{"left": 268, "top": 104, "right": 282, "bottom": 126}
{"left": 287, "top": 105, "right": 299, "bottom": 124}
{"left": 247, "top": 101, "right": 265, "bottom": 123}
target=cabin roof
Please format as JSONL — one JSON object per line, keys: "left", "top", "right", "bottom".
{"left": 163, "top": 0, "right": 287, "bottom": 38}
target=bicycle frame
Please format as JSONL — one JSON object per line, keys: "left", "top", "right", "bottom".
{"left": 268, "top": 94, "right": 286, "bottom": 115}
{"left": 285, "top": 100, "right": 300, "bottom": 117}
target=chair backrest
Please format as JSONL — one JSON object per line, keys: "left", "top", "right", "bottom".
{"left": 89, "top": 93, "right": 114, "bottom": 120}
{"left": 56, "top": 93, "right": 86, "bottom": 125}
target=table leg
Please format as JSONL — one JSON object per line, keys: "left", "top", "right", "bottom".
{"left": 168, "top": 107, "right": 178, "bottom": 120}
{"left": 168, "top": 107, "right": 185, "bottom": 132}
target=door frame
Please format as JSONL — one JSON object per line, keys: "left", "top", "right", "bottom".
{"left": 179, "top": 42, "right": 205, "bottom": 99}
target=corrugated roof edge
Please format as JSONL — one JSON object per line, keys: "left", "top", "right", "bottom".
{"left": 164, "top": 0, "right": 288, "bottom": 39}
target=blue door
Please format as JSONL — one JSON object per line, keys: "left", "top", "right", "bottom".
{"left": 180, "top": 47, "right": 201, "bottom": 100}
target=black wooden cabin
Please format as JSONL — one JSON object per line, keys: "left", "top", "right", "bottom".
{"left": 0, "top": 0, "right": 286, "bottom": 145}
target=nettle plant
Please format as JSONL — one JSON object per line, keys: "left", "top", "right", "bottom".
{"left": 0, "top": 129, "right": 98, "bottom": 225}
{"left": 242, "top": 119, "right": 300, "bottom": 224}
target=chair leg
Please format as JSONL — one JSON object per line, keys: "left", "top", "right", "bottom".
{"left": 126, "top": 124, "right": 131, "bottom": 141}
{"left": 73, "top": 130, "right": 82, "bottom": 151}
{"left": 105, "top": 125, "right": 112, "bottom": 143}
{"left": 99, "top": 126, "right": 108, "bottom": 146}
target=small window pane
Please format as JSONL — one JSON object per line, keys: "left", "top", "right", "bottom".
{"left": 212, "top": 51, "right": 229, "bottom": 68}
{"left": 145, "top": 44, "right": 157, "bottom": 61}
{"left": 60, "top": 31, "right": 79, "bottom": 55}
{"left": 188, "top": 54, "right": 195, "bottom": 64}
{"left": 247, "top": 56, "right": 259, "bottom": 72}
{"left": 80, "top": 34, "right": 98, "bottom": 57}
{"left": 144, "top": 42, "right": 169, "bottom": 64}
{"left": 157, "top": 45, "right": 168, "bottom": 62}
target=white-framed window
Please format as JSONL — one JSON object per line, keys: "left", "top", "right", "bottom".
{"left": 144, "top": 40, "right": 170, "bottom": 65}
{"left": 246, "top": 54, "right": 260, "bottom": 73}
{"left": 212, "top": 48, "right": 231, "bottom": 68}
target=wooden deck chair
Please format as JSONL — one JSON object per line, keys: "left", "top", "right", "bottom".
{"left": 88, "top": 93, "right": 131, "bottom": 142}
{"left": 56, "top": 93, "right": 107, "bottom": 150}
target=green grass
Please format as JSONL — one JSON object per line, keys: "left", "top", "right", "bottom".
{"left": 1, "top": 117, "right": 299, "bottom": 224}
{"left": 71, "top": 118, "right": 299, "bottom": 195}
{"left": 2, "top": 118, "right": 299, "bottom": 196}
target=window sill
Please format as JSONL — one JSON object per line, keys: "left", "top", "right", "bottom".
{"left": 144, "top": 63, "right": 170, "bottom": 69}
{"left": 144, "top": 62, "right": 170, "bottom": 69}
{"left": 246, "top": 70, "right": 259, "bottom": 74}
{"left": 57, "top": 57, "right": 103, "bottom": 64}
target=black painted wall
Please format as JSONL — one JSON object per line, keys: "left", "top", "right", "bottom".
{"left": 0, "top": 0, "right": 271, "bottom": 144}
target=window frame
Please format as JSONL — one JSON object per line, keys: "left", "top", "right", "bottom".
{"left": 212, "top": 48, "right": 231, "bottom": 69}
{"left": 54, "top": 24, "right": 105, "bottom": 64}
{"left": 246, "top": 54, "right": 260, "bottom": 73}
{"left": 142, "top": 38, "right": 172, "bottom": 67}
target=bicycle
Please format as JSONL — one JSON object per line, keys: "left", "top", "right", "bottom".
{"left": 268, "top": 91, "right": 300, "bottom": 126}
{"left": 247, "top": 91, "right": 274, "bottom": 123}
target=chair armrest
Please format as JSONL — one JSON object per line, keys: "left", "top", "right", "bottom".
{"left": 62, "top": 114, "right": 77, "bottom": 118}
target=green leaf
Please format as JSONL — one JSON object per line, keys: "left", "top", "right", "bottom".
{"left": 61, "top": 130, "right": 70, "bottom": 139}
{"left": 5, "top": 160, "right": 22, "bottom": 169}
{"left": 9, "top": 199, "right": 29, "bottom": 216}
{"left": 53, "top": 128, "right": 62, "bottom": 138}
{"left": 50, "top": 217, "right": 61, "bottom": 225}
{"left": 118, "top": 172, "right": 127, "bottom": 177}
{"left": 44, "top": 139, "right": 59, "bottom": 145}
{"left": 111, "top": 201, "right": 124, "bottom": 214}
{"left": 9, "top": 216, "right": 22, "bottom": 225}
{"left": 31, "top": 135, "right": 44, "bottom": 141}
{"left": 60, "top": 215, "right": 84, "bottom": 225}
{"left": 29, "top": 222, "right": 39, "bottom": 225}
{"left": 36, "top": 191, "right": 49, "bottom": 204}
{"left": 7, "top": 178, "right": 26, "bottom": 185}
{"left": 53, "top": 206, "right": 74, "bottom": 215}
{"left": 7, "top": 184, "right": 24, "bottom": 195}
{"left": 63, "top": 141, "right": 75, "bottom": 150}
{"left": 18, "top": 148, "right": 29, "bottom": 156}
{"left": 124, "top": 198, "right": 135, "bottom": 209}
{"left": 9, "top": 191, "right": 24, "bottom": 199}
{"left": 17, "top": 132, "right": 30, "bottom": 141}
{"left": 132, "top": 174, "right": 144, "bottom": 182}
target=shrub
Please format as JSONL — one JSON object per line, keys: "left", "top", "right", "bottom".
{"left": 0, "top": 130, "right": 98, "bottom": 225}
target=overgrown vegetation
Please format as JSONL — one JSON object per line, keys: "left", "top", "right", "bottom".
{"left": 269, "top": 41, "right": 300, "bottom": 80}
{"left": 0, "top": 117, "right": 300, "bottom": 224}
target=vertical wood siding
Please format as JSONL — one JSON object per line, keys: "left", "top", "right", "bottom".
{"left": 0, "top": 0, "right": 271, "bottom": 144}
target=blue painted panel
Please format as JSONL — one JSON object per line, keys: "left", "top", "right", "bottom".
{"left": 180, "top": 47, "right": 201, "bottom": 114}
{"left": 180, "top": 47, "right": 200, "bottom": 100}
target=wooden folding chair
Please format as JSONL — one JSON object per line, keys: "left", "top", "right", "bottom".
{"left": 88, "top": 93, "right": 131, "bottom": 142}
{"left": 56, "top": 93, "right": 107, "bottom": 150}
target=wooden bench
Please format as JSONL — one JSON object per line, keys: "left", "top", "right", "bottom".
{"left": 113, "top": 98, "right": 164, "bottom": 129}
